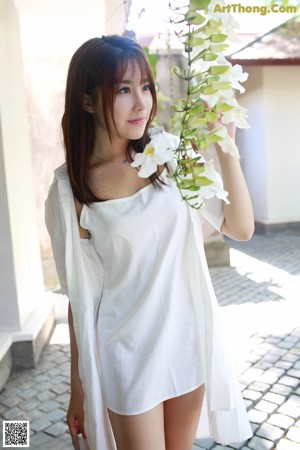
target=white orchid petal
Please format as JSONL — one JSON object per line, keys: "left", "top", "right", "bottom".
{"left": 130, "top": 153, "right": 146, "bottom": 168}
{"left": 138, "top": 157, "right": 158, "bottom": 178}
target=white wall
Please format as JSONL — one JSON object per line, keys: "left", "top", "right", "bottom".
{"left": 238, "top": 64, "right": 300, "bottom": 225}
{"left": 264, "top": 66, "right": 300, "bottom": 223}
{"left": 238, "top": 66, "right": 269, "bottom": 223}
{"left": 0, "top": 0, "right": 44, "bottom": 329}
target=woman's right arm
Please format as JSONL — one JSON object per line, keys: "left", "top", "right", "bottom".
{"left": 67, "top": 303, "right": 86, "bottom": 449}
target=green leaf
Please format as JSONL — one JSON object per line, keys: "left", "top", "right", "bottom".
{"left": 192, "top": 165, "right": 205, "bottom": 176}
{"left": 205, "top": 134, "right": 222, "bottom": 144}
{"left": 203, "top": 52, "right": 218, "bottom": 61}
{"left": 178, "top": 179, "right": 195, "bottom": 189}
{"left": 214, "top": 103, "right": 234, "bottom": 113}
{"left": 189, "top": 185, "right": 201, "bottom": 191}
{"left": 210, "top": 43, "right": 229, "bottom": 53}
{"left": 194, "top": 176, "right": 214, "bottom": 187}
{"left": 211, "top": 81, "right": 232, "bottom": 90}
{"left": 189, "top": 0, "right": 211, "bottom": 10}
{"left": 185, "top": 11, "right": 206, "bottom": 25}
{"left": 201, "top": 86, "right": 218, "bottom": 95}
{"left": 190, "top": 36, "right": 206, "bottom": 47}
{"left": 209, "top": 65, "right": 229, "bottom": 76}
{"left": 207, "top": 18, "right": 221, "bottom": 29}
{"left": 210, "top": 33, "right": 227, "bottom": 43}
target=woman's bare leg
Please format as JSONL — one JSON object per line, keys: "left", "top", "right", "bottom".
{"left": 164, "top": 384, "right": 205, "bottom": 450}
{"left": 107, "top": 403, "right": 166, "bottom": 450}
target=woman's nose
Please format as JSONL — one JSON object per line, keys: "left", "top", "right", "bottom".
{"left": 134, "top": 92, "right": 146, "bottom": 111}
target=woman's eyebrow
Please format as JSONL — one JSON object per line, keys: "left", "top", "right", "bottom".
{"left": 119, "top": 78, "right": 149, "bottom": 84}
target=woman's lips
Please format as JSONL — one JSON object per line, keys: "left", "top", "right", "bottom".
{"left": 128, "top": 118, "right": 146, "bottom": 125}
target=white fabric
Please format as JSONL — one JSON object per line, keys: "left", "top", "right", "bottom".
{"left": 45, "top": 138, "right": 253, "bottom": 450}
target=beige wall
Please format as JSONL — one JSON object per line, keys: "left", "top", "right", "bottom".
{"left": 238, "top": 64, "right": 300, "bottom": 225}
{"left": 0, "top": 0, "right": 44, "bottom": 329}
{"left": 13, "top": 0, "right": 127, "bottom": 261}
{"left": 264, "top": 66, "right": 300, "bottom": 223}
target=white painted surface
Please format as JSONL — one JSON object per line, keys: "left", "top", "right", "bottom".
{"left": 238, "top": 65, "right": 300, "bottom": 224}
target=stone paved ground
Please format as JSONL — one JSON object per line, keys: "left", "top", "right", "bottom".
{"left": 0, "top": 231, "right": 299, "bottom": 450}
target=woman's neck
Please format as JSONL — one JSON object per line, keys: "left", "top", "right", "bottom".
{"left": 92, "top": 129, "right": 129, "bottom": 163}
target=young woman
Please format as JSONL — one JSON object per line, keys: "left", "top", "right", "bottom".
{"left": 45, "top": 35, "right": 254, "bottom": 450}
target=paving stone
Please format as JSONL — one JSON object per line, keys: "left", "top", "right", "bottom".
{"left": 18, "top": 388, "right": 39, "bottom": 400}
{"left": 50, "top": 383, "right": 70, "bottom": 395}
{"left": 37, "top": 390, "right": 56, "bottom": 402}
{"left": 249, "top": 382, "right": 270, "bottom": 394}
{"left": 286, "top": 426, "right": 300, "bottom": 443}
{"left": 282, "top": 353, "right": 299, "bottom": 363}
{"left": 29, "top": 431, "right": 52, "bottom": 447}
{"left": 278, "top": 396, "right": 300, "bottom": 419}
{"left": 239, "top": 368, "right": 265, "bottom": 387}
{"left": 39, "top": 400, "right": 60, "bottom": 413}
{"left": 3, "top": 406, "right": 27, "bottom": 420}
{"left": 256, "top": 423, "right": 284, "bottom": 441}
{"left": 19, "top": 398, "right": 42, "bottom": 412}
{"left": 254, "top": 400, "right": 277, "bottom": 414}
{"left": 267, "top": 413, "right": 295, "bottom": 429}
{"left": 276, "top": 438, "right": 300, "bottom": 450}
{"left": 0, "top": 396, "right": 21, "bottom": 408}
{"left": 278, "top": 341, "right": 296, "bottom": 349}
{"left": 263, "top": 392, "right": 285, "bottom": 405}
{"left": 270, "top": 383, "right": 293, "bottom": 396}
{"left": 287, "top": 368, "right": 300, "bottom": 379}
{"left": 195, "top": 438, "right": 215, "bottom": 449}
{"left": 258, "top": 368, "right": 285, "bottom": 385}
{"left": 35, "top": 381, "right": 53, "bottom": 392}
{"left": 248, "top": 409, "right": 268, "bottom": 424}
{"left": 45, "top": 408, "right": 66, "bottom": 422}
{"left": 56, "top": 393, "right": 70, "bottom": 404}
{"left": 247, "top": 435, "right": 274, "bottom": 450}
{"left": 275, "top": 360, "right": 294, "bottom": 370}
{"left": 278, "top": 375, "right": 299, "bottom": 388}
{"left": 30, "top": 418, "right": 53, "bottom": 432}
{"left": 228, "top": 441, "right": 247, "bottom": 449}
{"left": 214, "top": 446, "right": 232, "bottom": 450}
{"left": 242, "top": 389, "right": 263, "bottom": 402}
{"left": 45, "top": 421, "right": 69, "bottom": 437}
{"left": 294, "top": 361, "right": 300, "bottom": 369}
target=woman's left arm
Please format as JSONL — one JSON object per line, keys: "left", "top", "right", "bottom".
{"left": 216, "top": 122, "right": 255, "bottom": 241}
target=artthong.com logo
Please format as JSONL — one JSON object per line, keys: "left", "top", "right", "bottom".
{"left": 213, "top": 3, "right": 298, "bottom": 15}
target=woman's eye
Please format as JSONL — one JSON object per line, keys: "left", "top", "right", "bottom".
{"left": 143, "top": 84, "right": 151, "bottom": 91}
{"left": 118, "top": 87, "right": 130, "bottom": 94}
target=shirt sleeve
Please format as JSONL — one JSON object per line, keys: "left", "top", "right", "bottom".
{"left": 199, "top": 196, "right": 224, "bottom": 233}
{"left": 45, "top": 179, "right": 69, "bottom": 296}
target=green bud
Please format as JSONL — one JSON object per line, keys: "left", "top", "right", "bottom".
{"left": 203, "top": 52, "right": 218, "bottom": 61}
{"left": 209, "top": 65, "right": 230, "bottom": 76}
{"left": 210, "top": 33, "right": 227, "bottom": 43}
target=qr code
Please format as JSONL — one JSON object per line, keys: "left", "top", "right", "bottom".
{"left": 3, "top": 421, "right": 29, "bottom": 447}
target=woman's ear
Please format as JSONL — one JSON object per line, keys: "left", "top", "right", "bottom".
{"left": 83, "top": 94, "right": 94, "bottom": 113}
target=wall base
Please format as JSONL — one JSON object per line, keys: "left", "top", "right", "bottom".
{"left": 205, "top": 240, "right": 230, "bottom": 267}
{"left": 0, "top": 295, "right": 55, "bottom": 390}
{"left": 255, "top": 221, "right": 300, "bottom": 235}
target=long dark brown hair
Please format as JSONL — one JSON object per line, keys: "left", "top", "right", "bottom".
{"left": 62, "top": 35, "right": 158, "bottom": 204}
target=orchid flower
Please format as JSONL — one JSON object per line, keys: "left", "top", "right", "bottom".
{"left": 131, "top": 130, "right": 175, "bottom": 178}
{"left": 221, "top": 98, "right": 250, "bottom": 129}
{"left": 214, "top": 126, "right": 239, "bottom": 157}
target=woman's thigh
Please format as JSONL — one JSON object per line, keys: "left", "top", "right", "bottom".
{"left": 107, "top": 403, "right": 165, "bottom": 450}
{"left": 164, "top": 384, "right": 205, "bottom": 450}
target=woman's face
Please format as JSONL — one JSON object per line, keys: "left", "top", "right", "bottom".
{"left": 94, "top": 60, "right": 154, "bottom": 142}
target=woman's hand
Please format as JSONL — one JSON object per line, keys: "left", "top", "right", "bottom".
{"left": 67, "top": 382, "right": 87, "bottom": 449}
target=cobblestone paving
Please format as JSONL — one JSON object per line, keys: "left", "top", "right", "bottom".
{"left": 0, "top": 232, "right": 299, "bottom": 450}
